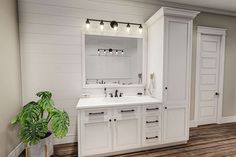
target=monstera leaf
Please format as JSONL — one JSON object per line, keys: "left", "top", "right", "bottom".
{"left": 50, "top": 109, "right": 70, "bottom": 138}
{"left": 20, "top": 119, "right": 48, "bottom": 145}
{"left": 37, "top": 91, "right": 54, "bottom": 112}
{"left": 11, "top": 101, "right": 41, "bottom": 125}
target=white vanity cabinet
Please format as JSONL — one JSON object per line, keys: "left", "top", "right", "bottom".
{"left": 77, "top": 97, "right": 162, "bottom": 157}
{"left": 78, "top": 105, "right": 143, "bottom": 156}
{"left": 146, "top": 7, "right": 199, "bottom": 144}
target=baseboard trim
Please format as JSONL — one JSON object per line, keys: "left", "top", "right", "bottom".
{"left": 7, "top": 142, "right": 25, "bottom": 157}
{"left": 54, "top": 134, "right": 77, "bottom": 145}
{"left": 221, "top": 116, "right": 236, "bottom": 124}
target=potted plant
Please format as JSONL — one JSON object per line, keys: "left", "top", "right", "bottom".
{"left": 11, "top": 91, "right": 70, "bottom": 157}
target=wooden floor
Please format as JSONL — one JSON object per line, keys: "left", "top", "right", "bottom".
{"left": 27, "top": 123, "right": 236, "bottom": 157}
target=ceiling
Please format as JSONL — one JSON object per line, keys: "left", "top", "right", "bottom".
{"left": 162, "top": 0, "right": 236, "bottom": 12}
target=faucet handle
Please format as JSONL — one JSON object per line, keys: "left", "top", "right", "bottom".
{"left": 119, "top": 93, "right": 123, "bottom": 97}
{"left": 109, "top": 93, "right": 113, "bottom": 98}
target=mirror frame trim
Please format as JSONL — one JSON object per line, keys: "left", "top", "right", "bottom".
{"left": 81, "top": 31, "right": 147, "bottom": 89}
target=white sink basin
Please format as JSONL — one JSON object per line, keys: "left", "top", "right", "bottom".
{"left": 77, "top": 96, "right": 162, "bottom": 109}
{"left": 102, "top": 97, "right": 136, "bottom": 103}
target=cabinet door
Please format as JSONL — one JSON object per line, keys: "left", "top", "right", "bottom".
{"left": 80, "top": 108, "right": 112, "bottom": 156}
{"left": 113, "top": 107, "right": 141, "bottom": 151}
{"left": 163, "top": 106, "right": 188, "bottom": 143}
{"left": 164, "top": 17, "right": 192, "bottom": 107}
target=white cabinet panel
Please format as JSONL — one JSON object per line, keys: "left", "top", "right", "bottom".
{"left": 165, "top": 20, "right": 189, "bottom": 104}
{"left": 163, "top": 106, "right": 188, "bottom": 143}
{"left": 80, "top": 109, "right": 112, "bottom": 156}
{"left": 113, "top": 116, "right": 141, "bottom": 151}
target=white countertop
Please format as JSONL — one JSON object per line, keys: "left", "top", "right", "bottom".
{"left": 77, "top": 96, "right": 162, "bottom": 109}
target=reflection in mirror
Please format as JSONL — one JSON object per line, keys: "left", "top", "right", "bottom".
{"left": 85, "top": 34, "right": 143, "bottom": 86}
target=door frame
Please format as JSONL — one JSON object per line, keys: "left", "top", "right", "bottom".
{"left": 195, "top": 26, "right": 227, "bottom": 126}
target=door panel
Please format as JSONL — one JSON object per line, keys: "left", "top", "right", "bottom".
{"left": 165, "top": 20, "right": 189, "bottom": 104}
{"left": 163, "top": 106, "right": 187, "bottom": 143}
{"left": 81, "top": 109, "right": 112, "bottom": 156}
{"left": 197, "top": 34, "right": 221, "bottom": 125}
{"left": 113, "top": 116, "right": 141, "bottom": 151}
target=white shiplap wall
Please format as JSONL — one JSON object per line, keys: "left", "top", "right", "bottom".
{"left": 18, "top": 0, "right": 159, "bottom": 144}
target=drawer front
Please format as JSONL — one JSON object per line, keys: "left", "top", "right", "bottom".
{"left": 82, "top": 108, "right": 111, "bottom": 123}
{"left": 143, "top": 104, "right": 161, "bottom": 114}
{"left": 144, "top": 115, "right": 160, "bottom": 129}
{"left": 143, "top": 131, "right": 160, "bottom": 146}
{"left": 114, "top": 106, "right": 140, "bottom": 119}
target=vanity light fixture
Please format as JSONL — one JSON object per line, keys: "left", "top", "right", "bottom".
{"left": 127, "top": 23, "right": 131, "bottom": 32}
{"left": 139, "top": 24, "right": 143, "bottom": 34}
{"left": 110, "top": 21, "right": 118, "bottom": 31}
{"left": 85, "top": 18, "right": 143, "bottom": 33}
{"left": 100, "top": 20, "right": 104, "bottom": 31}
{"left": 98, "top": 48, "right": 124, "bottom": 56}
{"left": 86, "top": 19, "right": 90, "bottom": 29}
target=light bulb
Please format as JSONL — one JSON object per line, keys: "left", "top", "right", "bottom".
{"left": 97, "top": 50, "right": 100, "bottom": 55}
{"left": 139, "top": 24, "right": 143, "bottom": 34}
{"left": 86, "top": 19, "right": 90, "bottom": 29}
{"left": 127, "top": 23, "right": 130, "bottom": 32}
{"left": 100, "top": 20, "right": 104, "bottom": 31}
{"left": 114, "top": 26, "right": 118, "bottom": 31}
{"left": 121, "top": 50, "right": 124, "bottom": 55}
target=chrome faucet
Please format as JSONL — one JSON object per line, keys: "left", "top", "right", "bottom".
{"left": 115, "top": 90, "right": 118, "bottom": 97}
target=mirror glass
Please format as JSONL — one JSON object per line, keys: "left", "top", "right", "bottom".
{"left": 84, "top": 34, "right": 143, "bottom": 87}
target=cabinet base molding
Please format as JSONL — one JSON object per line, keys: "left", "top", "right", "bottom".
{"left": 79, "top": 141, "right": 187, "bottom": 157}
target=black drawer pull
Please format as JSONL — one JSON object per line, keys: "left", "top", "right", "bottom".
{"left": 121, "top": 109, "right": 135, "bottom": 113}
{"left": 89, "top": 112, "right": 104, "bottom": 115}
{"left": 146, "top": 136, "right": 158, "bottom": 140}
{"left": 146, "top": 120, "right": 159, "bottom": 124}
{"left": 146, "top": 108, "right": 159, "bottom": 111}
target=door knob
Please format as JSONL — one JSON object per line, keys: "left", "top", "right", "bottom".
{"left": 215, "top": 92, "right": 219, "bottom": 96}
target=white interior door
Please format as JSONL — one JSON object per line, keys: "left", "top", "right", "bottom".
{"left": 196, "top": 34, "right": 221, "bottom": 125}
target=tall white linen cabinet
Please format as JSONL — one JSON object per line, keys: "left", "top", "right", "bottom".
{"left": 146, "top": 7, "right": 199, "bottom": 144}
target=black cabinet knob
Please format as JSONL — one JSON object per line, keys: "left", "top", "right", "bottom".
{"left": 165, "top": 87, "right": 168, "bottom": 90}
{"left": 165, "top": 107, "right": 167, "bottom": 109}
{"left": 215, "top": 92, "right": 219, "bottom": 96}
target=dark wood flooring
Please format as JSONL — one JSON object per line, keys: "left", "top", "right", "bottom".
{"left": 21, "top": 123, "right": 236, "bottom": 157}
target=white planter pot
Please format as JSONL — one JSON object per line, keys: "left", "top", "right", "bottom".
{"left": 27, "top": 133, "right": 54, "bottom": 157}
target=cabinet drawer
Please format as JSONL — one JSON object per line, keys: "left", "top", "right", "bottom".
{"left": 143, "top": 131, "right": 160, "bottom": 146}
{"left": 143, "top": 104, "right": 161, "bottom": 114}
{"left": 114, "top": 106, "right": 140, "bottom": 117}
{"left": 144, "top": 115, "right": 160, "bottom": 129}
{"left": 82, "top": 108, "right": 111, "bottom": 123}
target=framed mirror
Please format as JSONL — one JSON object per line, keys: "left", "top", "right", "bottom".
{"left": 82, "top": 33, "right": 146, "bottom": 88}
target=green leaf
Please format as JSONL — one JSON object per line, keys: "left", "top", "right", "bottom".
{"left": 17, "top": 101, "right": 41, "bottom": 125}
{"left": 11, "top": 116, "right": 18, "bottom": 125}
{"left": 20, "top": 119, "right": 48, "bottom": 145}
{"left": 37, "top": 98, "right": 54, "bottom": 112}
{"left": 36, "top": 91, "right": 52, "bottom": 99}
{"left": 50, "top": 109, "right": 70, "bottom": 138}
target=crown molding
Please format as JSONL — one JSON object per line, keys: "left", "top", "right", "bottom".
{"left": 146, "top": 7, "right": 200, "bottom": 26}
{"left": 130, "top": 0, "right": 236, "bottom": 17}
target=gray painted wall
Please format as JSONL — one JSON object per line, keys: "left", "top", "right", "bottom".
{"left": 0, "top": 0, "right": 22, "bottom": 156}
{"left": 191, "top": 13, "right": 236, "bottom": 120}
